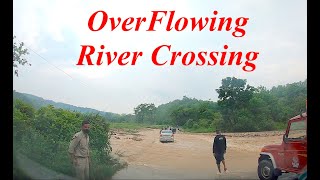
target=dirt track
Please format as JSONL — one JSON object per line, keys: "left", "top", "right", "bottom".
{"left": 110, "top": 128, "right": 297, "bottom": 179}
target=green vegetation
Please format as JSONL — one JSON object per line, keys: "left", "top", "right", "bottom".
{"left": 13, "top": 100, "right": 125, "bottom": 179}
{"left": 13, "top": 91, "right": 120, "bottom": 121}
{"left": 13, "top": 35, "right": 31, "bottom": 77}
{"left": 103, "top": 78, "right": 306, "bottom": 134}
{"left": 14, "top": 77, "right": 307, "bottom": 132}
{"left": 14, "top": 77, "right": 307, "bottom": 134}
{"left": 120, "top": 77, "right": 307, "bottom": 133}
{"left": 183, "top": 127, "right": 215, "bottom": 133}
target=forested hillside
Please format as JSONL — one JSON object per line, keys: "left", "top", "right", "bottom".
{"left": 130, "top": 77, "right": 307, "bottom": 132}
{"left": 13, "top": 91, "right": 121, "bottom": 120}
{"left": 13, "top": 77, "right": 307, "bottom": 133}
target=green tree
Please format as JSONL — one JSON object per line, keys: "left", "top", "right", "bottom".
{"left": 13, "top": 100, "right": 36, "bottom": 142}
{"left": 216, "top": 77, "right": 256, "bottom": 131}
{"left": 270, "top": 79, "right": 307, "bottom": 118}
{"left": 13, "top": 101, "right": 123, "bottom": 178}
{"left": 134, "top": 103, "right": 156, "bottom": 123}
{"left": 13, "top": 36, "right": 31, "bottom": 77}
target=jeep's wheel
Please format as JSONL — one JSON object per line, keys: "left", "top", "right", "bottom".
{"left": 258, "top": 159, "right": 278, "bottom": 180}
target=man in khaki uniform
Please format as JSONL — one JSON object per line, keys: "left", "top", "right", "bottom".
{"left": 68, "top": 120, "right": 90, "bottom": 180}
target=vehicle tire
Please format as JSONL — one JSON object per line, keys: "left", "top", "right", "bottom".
{"left": 258, "top": 159, "right": 278, "bottom": 180}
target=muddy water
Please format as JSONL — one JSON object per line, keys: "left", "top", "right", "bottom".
{"left": 110, "top": 129, "right": 297, "bottom": 179}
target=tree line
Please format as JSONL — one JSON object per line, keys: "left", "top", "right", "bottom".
{"left": 125, "top": 77, "right": 307, "bottom": 132}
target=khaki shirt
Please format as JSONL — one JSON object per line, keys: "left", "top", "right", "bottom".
{"left": 68, "top": 130, "right": 90, "bottom": 158}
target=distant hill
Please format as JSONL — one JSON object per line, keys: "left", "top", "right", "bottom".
{"left": 13, "top": 90, "right": 121, "bottom": 120}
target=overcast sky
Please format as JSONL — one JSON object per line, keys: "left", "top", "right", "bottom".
{"left": 13, "top": 0, "right": 307, "bottom": 114}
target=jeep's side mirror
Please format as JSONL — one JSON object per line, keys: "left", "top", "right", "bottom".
{"left": 283, "top": 134, "right": 288, "bottom": 143}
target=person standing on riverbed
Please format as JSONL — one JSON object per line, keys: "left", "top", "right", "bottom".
{"left": 212, "top": 130, "right": 228, "bottom": 175}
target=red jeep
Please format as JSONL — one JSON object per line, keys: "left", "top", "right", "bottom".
{"left": 257, "top": 112, "right": 307, "bottom": 180}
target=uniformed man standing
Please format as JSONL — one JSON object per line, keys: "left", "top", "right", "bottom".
{"left": 68, "top": 120, "right": 90, "bottom": 180}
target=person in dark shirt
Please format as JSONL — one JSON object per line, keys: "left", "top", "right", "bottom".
{"left": 212, "top": 130, "right": 228, "bottom": 174}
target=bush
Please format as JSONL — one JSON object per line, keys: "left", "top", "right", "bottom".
{"left": 13, "top": 100, "right": 125, "bottom": 179}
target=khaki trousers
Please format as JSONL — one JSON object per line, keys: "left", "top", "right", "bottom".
{"left": 74, "top": 156, "right": 89, "bottom": 180}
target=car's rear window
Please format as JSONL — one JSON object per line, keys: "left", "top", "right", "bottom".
{"left": 161, "top": 130, "right": 172, "bottom": 133}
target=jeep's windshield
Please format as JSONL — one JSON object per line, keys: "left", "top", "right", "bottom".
{"left": 287, "top": 119, "right": 307, "bottom": 140}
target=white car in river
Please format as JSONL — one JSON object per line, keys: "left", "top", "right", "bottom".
{"left": 160, "top": 130, "right": 174, "bottom": 143}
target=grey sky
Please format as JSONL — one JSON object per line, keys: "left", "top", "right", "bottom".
{"left": 13, "top": 0, "right": 307, "bottom": 114}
